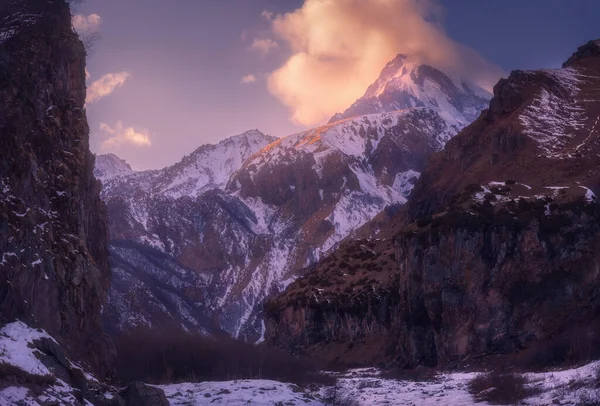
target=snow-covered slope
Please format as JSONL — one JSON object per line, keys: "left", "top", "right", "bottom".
{"left": 154, "top": 129, "right": 277, "bottom": 198}
{"left": 230, "top": 108, "right": 455, "bottom": 256}
{"left": 99, "top": 55, "right": 492, "bottom": 340}
{"left": 0, "top": 321, "right": 120, "bottom": 405}
{"left": 518, "top": 67, "right": 590, "bottom": 158}
{"left": 330, "top": 54, "right": 490, "bottom": 126}
{"left": 94, "top": 153, "right": 134, "bottom": 183}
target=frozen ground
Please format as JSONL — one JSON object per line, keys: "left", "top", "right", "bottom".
{"left": 1, "top": 321, "right": 598, "bottom": 405}
{"left": 157, "top": 362, "right": 600, "bottom": 405}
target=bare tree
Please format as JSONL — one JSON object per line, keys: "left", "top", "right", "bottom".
{"left": 80, "top": 30, "right": 100, "bottom": 55}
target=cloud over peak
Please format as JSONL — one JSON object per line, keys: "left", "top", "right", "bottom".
{"left": 100, "top": 121, "right": 152, "bottom": 149}
{"left": 266, "top": 0, "right": 503, "bottom": 126}
{"left": 87, "top": 72, "right": 131, "bottom": 104}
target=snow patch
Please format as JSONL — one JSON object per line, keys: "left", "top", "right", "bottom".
{"left": 392, "top": 170, "right": 420, "bottom": 197}
{"left": 580, "top": 185, "right": 597, "bottom": 202}
{"left": 519, "top": 67, "right": 587, "bottom": 158}
{"left": 0, "top": 321, "right": 53, "bottom": 377}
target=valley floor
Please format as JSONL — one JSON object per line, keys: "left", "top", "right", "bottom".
{"left": 157, "top": 362, "right": 600, "bottom": 405}
{"left": 1, "top": 321, "right": 598, "bottom": 405}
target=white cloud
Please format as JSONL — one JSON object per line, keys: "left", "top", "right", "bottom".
{"left": 86, "top": 72, "right": 131, "bottom": 104}
{"left": 241, "top": 74, "right": 257, "bottom": 84}
{"left": 100, "top": 122, "right": 152, "bottom": 149}
{"left": 266, "top": 0, "right": 503, "bottom": 126}
{"left": 72, "top": 14, "right": 101, "bottom": 33}
{"left": 249, "top": 38, "right": 279, "bottom": 55}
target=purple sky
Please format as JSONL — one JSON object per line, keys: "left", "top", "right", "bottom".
{"left": 77, "top": 0, "right": 600, "bottom": 170}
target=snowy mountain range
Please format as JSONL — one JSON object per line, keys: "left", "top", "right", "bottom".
{"left": 98, "top": 54, "right": 491, "bottom": 340}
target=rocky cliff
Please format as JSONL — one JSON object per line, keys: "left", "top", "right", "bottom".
{"left": 265, "top": 40, "right": 600, "bottom": 368}
{"left": 0, "top": 0, "right": 113, "bottom": 378}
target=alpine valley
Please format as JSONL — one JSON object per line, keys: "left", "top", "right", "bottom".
{"left": 97, "top": 55, "right": 491, "bottom": 341}
{"left": 3, "top": 0, "right": 600, "bottom": 405}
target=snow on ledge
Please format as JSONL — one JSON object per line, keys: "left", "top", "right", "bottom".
{"left": 580, "top": 185, "right": 598, "bottom": 202}
{"left": 0, "top": 321, "right": 54, "bottom": 377}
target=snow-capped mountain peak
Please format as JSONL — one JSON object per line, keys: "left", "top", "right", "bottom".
{"left": 94, "top": 153, "right": 134, "bottom": 183}
{"left": 330, "top": 53, "right": 491, "bottom": 127}
{"left": 362, "top": 54, "right": 418, "bottom": 98}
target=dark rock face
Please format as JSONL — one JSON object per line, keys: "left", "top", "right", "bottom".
{"left": 0, "top": 0, "right": 113, "bottom": 377}
{"left": 103, "top": 190, "right": 258, "bottom": 336}
{"left": 563, "top": 39, "right": 600, "bottom": 68}
{"left": 390, "top": 202, "right": 600, "bottom": 367}
{"left": 265, "top": 39, "right": 600, "bottom": 368}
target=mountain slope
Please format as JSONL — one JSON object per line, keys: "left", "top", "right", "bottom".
{"left": 265, "top": 40, "right": 600, "bottom": 368}
{"left": 100, "top": 58, "right": 492, "bottom": 340}
{"left": 0, "top": 0, "right": 113, "bottom": 378}
{"left": 100, "top": 130, "right": 276, "bottom": 333}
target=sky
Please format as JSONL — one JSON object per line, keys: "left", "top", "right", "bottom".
{"left": 75, "top": 0, "right": 600, "bottom": 170}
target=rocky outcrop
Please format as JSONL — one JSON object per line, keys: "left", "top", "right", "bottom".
{"left": 0, "top": 322, "right": 123, "bottom": 405}
{"left": 265, "top": 39, "right": 600, "bottom": 368}
{"left": 0, "top": 0, "right": 113, "bottom": 378}
{"left": 119, "top": 382, "right": 169, "bottom": 406}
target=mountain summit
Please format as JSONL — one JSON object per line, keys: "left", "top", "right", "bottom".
{"left": 330, "top": 54, "right": 491, "bottom": 127}
{"left": 94, "top": 153, "right": 134, "bottom": 183}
